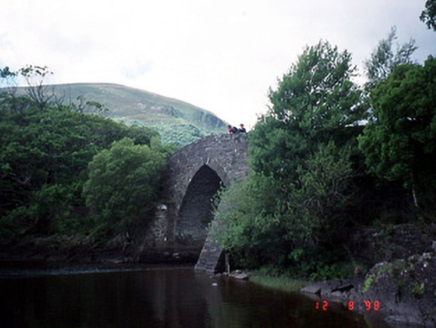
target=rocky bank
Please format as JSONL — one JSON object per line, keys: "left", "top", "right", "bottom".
{"left": 301, "top": 251, "right": 436, "bottom": 327}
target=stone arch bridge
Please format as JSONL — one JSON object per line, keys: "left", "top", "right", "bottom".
{"left": 136, "top": 134, "right": 249, "bottom": 272}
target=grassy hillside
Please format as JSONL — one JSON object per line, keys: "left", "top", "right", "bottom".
{"left": 17, "top": 83, "right": 228, "bottom": 147}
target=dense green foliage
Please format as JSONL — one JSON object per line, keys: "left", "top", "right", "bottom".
{"left": 421, "top": 0, "right": 436, "bottom": 30}
{"left": 83, "top": 137, "right": 167, "bottom": 231}
{"left": 212, "top": 41, "right": 366, "bottom": 278}
{"left": 249, "top": 41, "right": 365, "bottom": 180}
{"left": 153, "top": 124, "right": 205, "bottom": 147}
{"left": 212, "top": 175, "right": 286, "bottom": 267}
{"left": 0, "top": 73, "right": 172, "bottom": 239}
{"left": 359, "top": 57, "right": 436, "bottom": 213}
{"left": 212, "top": 38, "right": 436, "bottom": 280}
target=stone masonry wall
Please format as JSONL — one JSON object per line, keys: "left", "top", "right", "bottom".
{"left": 135, "top": 134, "right": 249, "bottom": 264}
{"left": 164, "top": 134, "right": 249, "bottom": 212}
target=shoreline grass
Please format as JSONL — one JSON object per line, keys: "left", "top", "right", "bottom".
{"left": 247, "top": 272, "right": 310, "bottom": 292}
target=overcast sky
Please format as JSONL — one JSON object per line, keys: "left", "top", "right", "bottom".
{"left": 1, "top": 0, "right": 435, "bottom": 128}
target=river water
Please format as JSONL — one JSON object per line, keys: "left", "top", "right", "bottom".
{"left": 0, "top": 263, "right": 390, "bottom": 328}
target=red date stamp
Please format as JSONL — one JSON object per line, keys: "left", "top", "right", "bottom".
{"left": 316, "top": 300, "right": 380, "bottom": 311}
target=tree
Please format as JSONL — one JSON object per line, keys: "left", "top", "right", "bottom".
{"left": 211, "top": 174, "right": 287, "bottom": 268}
{"left": 212, "top": 141, "right": 354, "bottom": 269}
{"left": 0, "top": 67, "right": 17, "bottom": 88}
{"left": 1, "top": 68, "right": 166, "bottom": 237}
{"left": 0, "top": 67, "right": 31, "bottom": 115}
{"left": 18, "top": 65, "right": 53, "bottom": 112}
{"left": 82, "top": 138, "right": 166, "bottom": 232}
{"left": 212, "top": 41, "right": 366, "bottom": 274}
{"left": 72, "top": 95, "right": 110, "bottom": 115}
{"left": 420, "top": 0, "right": 436, "bottom": 31}
{"left": 359, "top": 57, "right": 436, "bottom": 210}
{"left": 250, "top": 40, "right": 365, "bottom": 183}
{"left": 364, "top": 27, "right": 417, "bottom": 92}
{"left": 0, "top": 105, "right": 129, "bottom": 235}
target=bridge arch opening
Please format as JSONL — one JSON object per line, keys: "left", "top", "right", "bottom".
{"left": 175, "top": 164, "right": 223, "bottom": 252}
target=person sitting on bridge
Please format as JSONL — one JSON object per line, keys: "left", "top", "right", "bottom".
{"left": 228, "top": 124, "right": 240, "bottom": 134}
{"left": 239, "top": 124, "right": 246, "bottom": 133}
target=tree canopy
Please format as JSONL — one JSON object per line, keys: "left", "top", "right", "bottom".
{"left": 249, "top": 40, "right": 365, "bottom": 182}
{"left": 211, "top": 41, "right": 367, "bottom": 277}
{"left": 82, "top": 137, "right": 166, "bottom": 231}
{"left": 364, "top": 27, "right": 417, "bottom": 92}
{"left": 420, "top": 0, "right": 436, "bottom": 31}
{"left": 211, "top": 36, "right": 435, "bottom": 278}
{"left": 0, "top": 69, "right": 172, "bottom": 238}
{"left": 359, "top": 56, "right": 436, "bottom": 210}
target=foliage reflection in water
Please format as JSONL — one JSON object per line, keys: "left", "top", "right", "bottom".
{"left": 0, "top": 265, "right": 387, "bottom": 327}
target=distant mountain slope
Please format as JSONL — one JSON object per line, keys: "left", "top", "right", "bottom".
{"left": 18, "top": 83, "right": 228, "bottom": 147}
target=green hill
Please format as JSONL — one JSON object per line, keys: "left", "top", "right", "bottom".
{"left": 17, "top": 83, "right": 228, "bottom": 147}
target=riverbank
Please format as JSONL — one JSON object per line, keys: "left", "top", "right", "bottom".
{"left": 223, "top": 246, "right": 436, "bottom": 327}
{"left": 246, "top": 272, "right": 309, "bottom": 292}
{"left": 0, "top": 233, "right": 123, "bottom": 263}
{"left": 0, "top": 232, "right": 198, "bottom": 265}
{"left": 299, "top": 252, "right": 436, "bottom": 327}
{"left": 225, "top": 254, "right": 435, "bottom": 327}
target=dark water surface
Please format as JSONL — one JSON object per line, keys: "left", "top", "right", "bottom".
{"left": 0, "top": 263, "right": 389, "bottom": 328}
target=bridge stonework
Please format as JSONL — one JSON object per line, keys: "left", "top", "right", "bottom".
{"left": 136, "top": 134, "right": 249, "bottom": 271}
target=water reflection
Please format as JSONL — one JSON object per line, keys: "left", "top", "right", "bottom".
{"left": 0, "top": 265, "right": 388, "bottom": 327}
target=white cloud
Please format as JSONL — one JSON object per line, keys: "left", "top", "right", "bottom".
{"left": 1, "top": 0, "right": 435, "bottom": 129}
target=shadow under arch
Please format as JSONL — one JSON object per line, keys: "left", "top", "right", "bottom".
{"left": 175, "top": 164, "right": 223, "bottom": 255}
